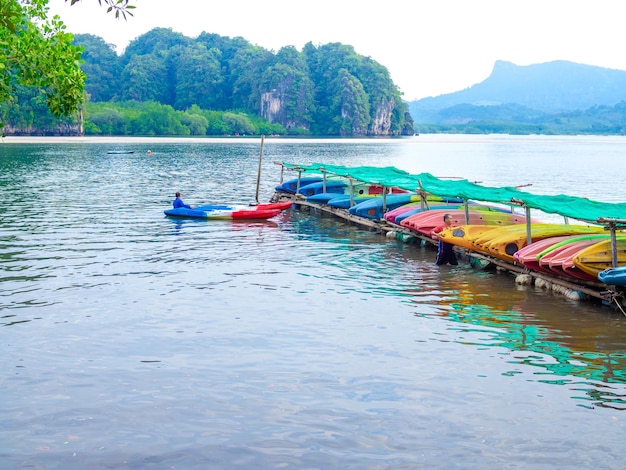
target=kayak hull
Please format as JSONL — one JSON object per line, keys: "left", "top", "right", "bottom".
{"left": 164, "top": 201, "right": 291, "bottom": 220}
{"left": 599, "top": 266, "right": 626, "bottom": 286}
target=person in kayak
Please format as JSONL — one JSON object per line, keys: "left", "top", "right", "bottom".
{"left": 173, "top": 192, "right": 193, "bottom": 209}
{"left": 431, "top": 213, "right": 458, "bottom": 266}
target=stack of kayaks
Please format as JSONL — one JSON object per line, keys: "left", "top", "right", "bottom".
{"left": 438, "top": 223, "right": 607, "bottom": 263}
{"left": 274, "top": 177, "right": 324, "bottom": 194}
{"left": 348, "top": 194, "right": 422, "bottom": 220}
{"left": 164, "top": 201, "right": 293, "bottom": 220}
{"left": 513, "top": 236, "right": 577, "bottom": 272}
{"left": 535, "top": 235, "right": 612, "bottom": 281}
{"left": 300, "top": 181, "right": 410, "bottom": 199}
{"left": 513, "top": 235, "right": 626, "bottom": 283}
{"left": 309, "top": 193, "right": 456, "bottom": 211}
{"left": 297, "top": 180, "right": 351, "bottom": 197}
{"left": 571, "top": 238, "right": 626, "bottom": 279}
{"left": 275, "top": 176, "right": 410, "bottom": 199}
{"left": 384, "top": 199, "right": 470, "bottom": 224}
{"left": 399, "top": 208, "right": 530, "bottom": 237}
{"left": 273, "top": 175, "right": 626, "bottom": 289}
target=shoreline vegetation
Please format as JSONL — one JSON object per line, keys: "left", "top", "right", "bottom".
{"left": 1, "top": 31, "right": 412, "bottom": 138}
{"left": 4, "top": 134, "right": 626, "bottom": 145}
{"left": 0, "top": 135, "right": 419, "bottom": 144}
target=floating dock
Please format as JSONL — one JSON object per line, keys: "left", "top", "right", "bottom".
{"left": 271, "top": 162, "right": 626, "bottom": 314}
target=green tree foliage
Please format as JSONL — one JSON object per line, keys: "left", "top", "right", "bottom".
{"left": 328, "top": 68, "right": 370, "bottom": 135}
{"left": 120, "top": 53, "right": 169, "bottom": 102}
{"left": 74, "top": 34, "right": 122, "bottom": 101}
{"left": 229, "top": 44, "right": 273, "bottom": 111}
{"left": 0, "top": 0, "right": 136, "bottom": 124}
{"left": 0, "top": 0, "right": 85, "bottom": 117}
{"left": 0, "top": 84, "right": 77, "bottom": 134}
{"left": 172, "top": 43, "right": 224, "bottom": 110}
{"left": 195, "top": 33, "right": 252, "bottom": 110}
{"left": 411, "top": 101, "right": 626, "bottom": 135}
{"left": 302, "top": 42, "right": 407, "bottom": 135}
{"left": 122, "top": 27, "right": 189, "bottom": 63}
{"left": 82, "top": 101, "right": 286, "bottom": 136}
{"left": 4, "top": 23, "right": 411, "bottom": 136}
{"left": 259, "top": 46, "right": 315, "bottom": 131}
{"left": 180, "top": 111, "right": 208, "bottom": 135}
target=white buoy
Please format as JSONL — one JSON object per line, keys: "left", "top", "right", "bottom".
{"left": 564, "top": 289, "right": 585, "bottom": 301}
{"left": 551, "top": 283, "right": 584, "bottom": 301}
{"left": 535, "top": 278, "right": 551, "bottom": 290}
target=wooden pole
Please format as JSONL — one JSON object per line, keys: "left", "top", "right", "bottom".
{"left": 255, "top": 134, "right": 265, "bottom": 204}
{"left": 511, "top": 198, "right": 532, "bottom": 246}
{"left": 610, "top": 222, "right": 618, "bottom": 268}
{"left": 382, "top": 187, "right": 387, "bottom": 214}
{"left": 598, "top": 218, "right": 626, "bottom": 269}
{"left": 464, "top": 199, "right": 470, "bottom": 224}
{"left": 417, "top": 180, "right": 430, "bottom": 211}
{"left": 348, "top": 179, "right": 354, "bottom": 207}
{"left": 525, "top": 206, "right": 532, "bottom": 246}
{"left": 296, "top": 170, "right": 302, "bottom": 195}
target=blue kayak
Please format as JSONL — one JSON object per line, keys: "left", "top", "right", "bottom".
{"left": 598, "top": 266, "right": 626, "bottom": 286}
{"left": 297, "top": 180, "right": 347, "bottom": 197}
{"left": 306, "top": 193, "right": 349, "bottom": 204}
{"left": 348, "top": 194, "right": 420, "bottom": 220}
{"left": 275, "top": 177, "right": 323, "bottom": 194}
{"left": 328, "top": 196, "right": 374, "bottom": 209}
{"left": 165, "top": 204, "right": 236, "bottom": 218}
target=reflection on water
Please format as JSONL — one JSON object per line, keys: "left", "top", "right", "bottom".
{"left": 287, "top": 205, "right": 626, "bottom": 409}
{"left": 408, "top": 268, "right": 626, "bottom": 409}
{"left": 3, "top": 138, "right": 626, "bottom": 467}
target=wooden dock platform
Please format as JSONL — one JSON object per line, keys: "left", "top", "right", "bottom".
{"left": 273, "top": 193, "right": 626, "bottom": 313}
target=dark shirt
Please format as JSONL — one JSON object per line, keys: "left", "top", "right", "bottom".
{"left": 433, "top": 223, "right": 457, "bottom": 265}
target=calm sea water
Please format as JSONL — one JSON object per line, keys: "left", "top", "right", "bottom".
{"left": 2, "top": 135, "right": 626, "bottom": 469}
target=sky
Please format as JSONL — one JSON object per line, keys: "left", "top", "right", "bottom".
{"left": 48, "top": 0, "right": 626, "bottom": 101}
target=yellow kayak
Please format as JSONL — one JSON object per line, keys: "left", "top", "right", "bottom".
{"left": 439, "top": 224, "right": 607, "bottom": 263}
{"left": 437, "top": 225, "right": 512, "bottom": 253}
{"left": 482, "top": 224, "right": 606, "bottom": 263}
{"left": 572, "top": 239, "right": 626, "bottom": 278}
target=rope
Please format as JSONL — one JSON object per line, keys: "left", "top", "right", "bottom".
{"left": 612, "top": 293, "right": 626, "bottom": 317}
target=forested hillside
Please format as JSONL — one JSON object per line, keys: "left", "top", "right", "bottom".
{"left": 409, "top": 60, "right": 626, "bottom": 135}
{"left": 0, "top": 28, "right": 413, "bottom": 137}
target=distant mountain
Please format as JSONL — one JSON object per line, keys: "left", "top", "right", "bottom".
{"left": 409, "top": 61, "right": 626, "bottom": 131}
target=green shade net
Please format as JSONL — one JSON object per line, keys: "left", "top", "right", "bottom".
{"left": 282, "top": 163, "right": 626, "bottom": 224}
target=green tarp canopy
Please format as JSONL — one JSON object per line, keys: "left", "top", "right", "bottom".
{"left": 282, "top": 163, "right": 626, "bottom": 225}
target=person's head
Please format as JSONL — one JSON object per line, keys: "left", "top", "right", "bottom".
{"left": 175, "top": 192, "right": 181, "bottom": 198}
{"left": 443, "top": 213, "right": 452, "bottom": 225}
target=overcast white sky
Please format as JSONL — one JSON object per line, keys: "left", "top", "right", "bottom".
{"left": 48, "top": 0, "right": 626, "bottom": 101}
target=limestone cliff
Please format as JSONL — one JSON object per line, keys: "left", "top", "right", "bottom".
{"left": 262, "top": 89, "right": 403, "bottom": 136}
{"left": 369, "top": 97, "right": 396, "bottom": 136}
